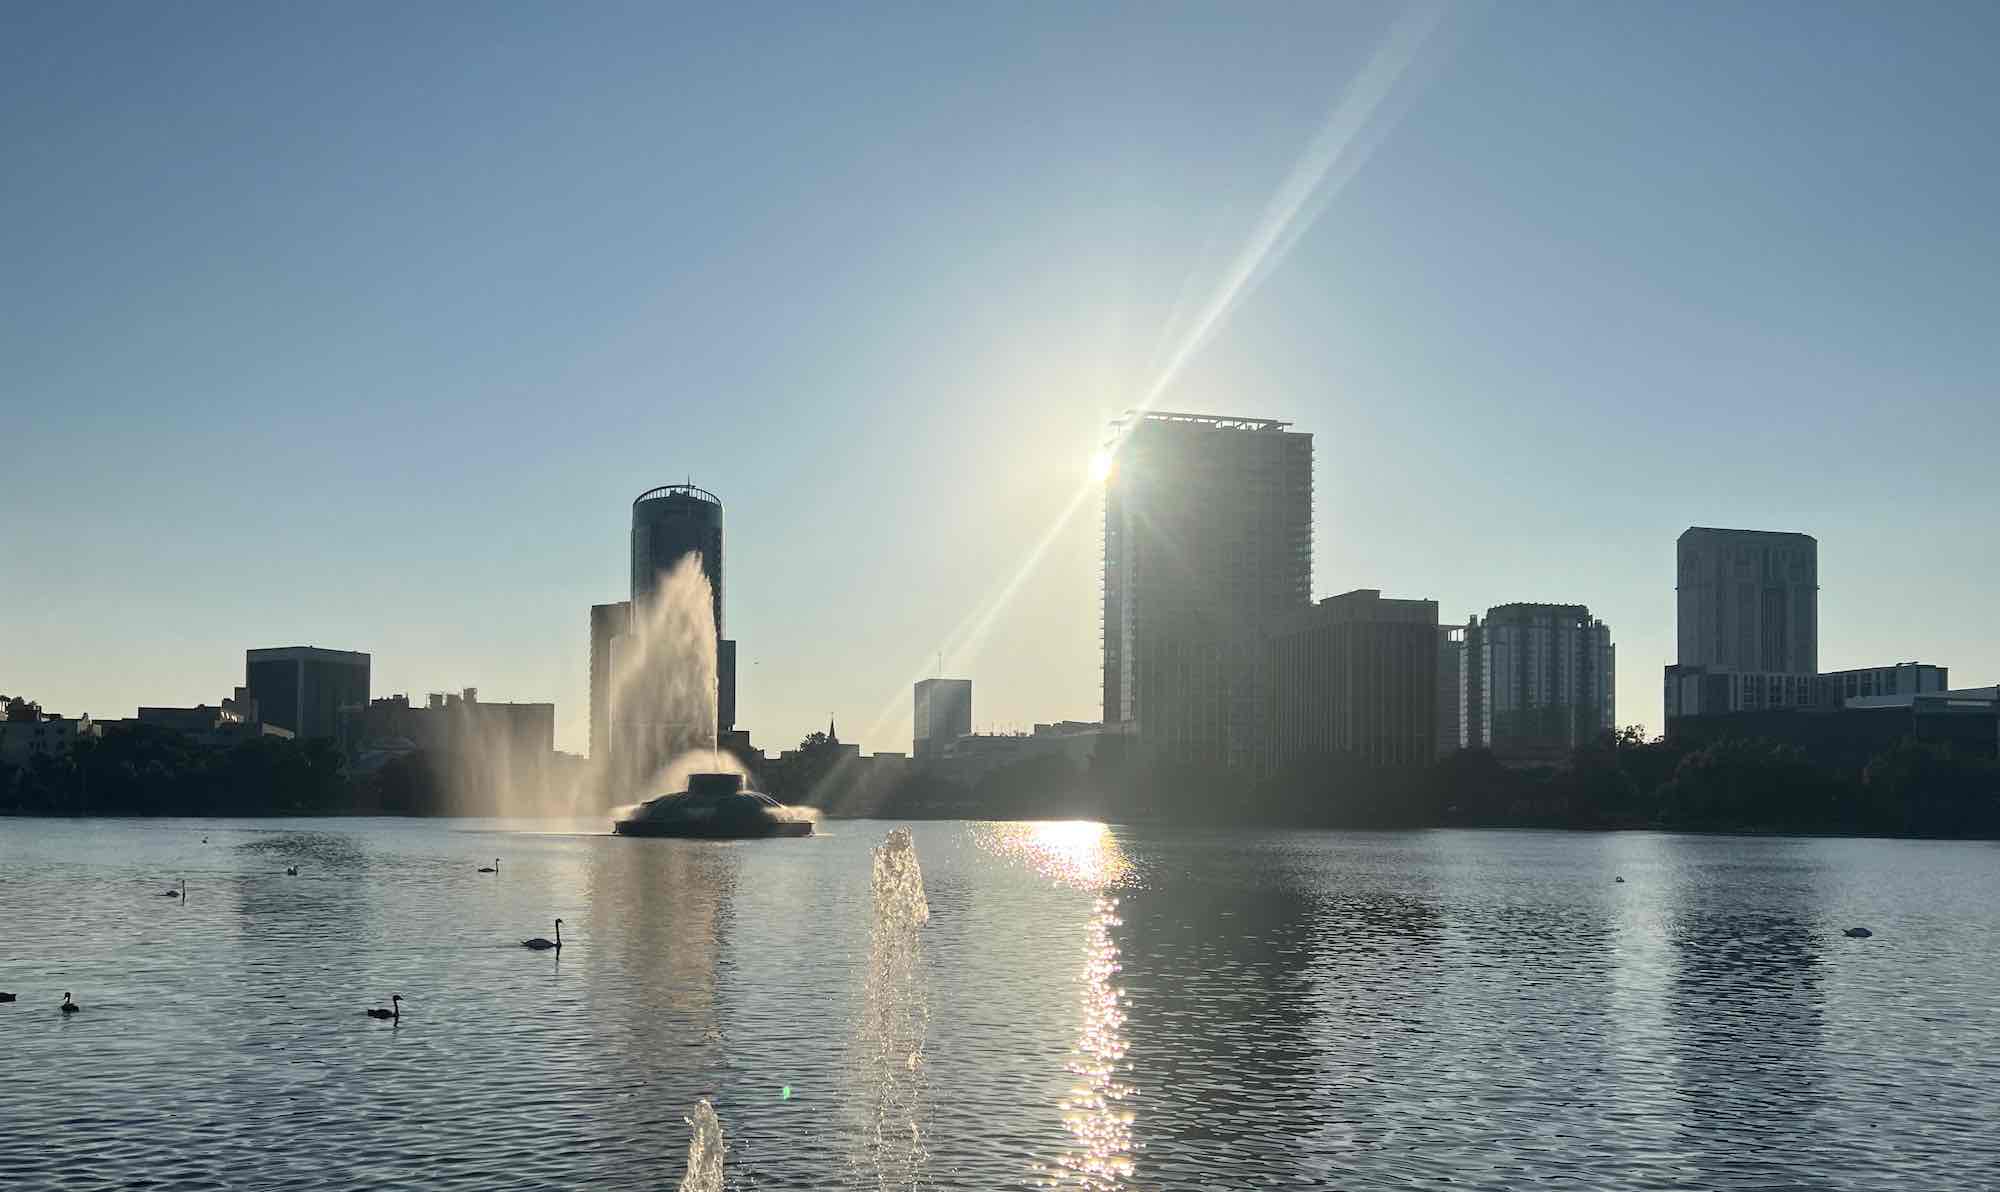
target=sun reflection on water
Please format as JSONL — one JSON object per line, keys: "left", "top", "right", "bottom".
{"left": 981, "top": 821, "right": 1132, "bottom": 891}
{"left": 980, "top": 824, "right": 1139, "bottom": 1188}
{"left": 1040, "top": 893, "right": 1136, "bottom": 1188}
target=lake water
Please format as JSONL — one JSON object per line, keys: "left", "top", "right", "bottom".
{"left": 2, "top": 818, "right": 1998, "bottom": 1190}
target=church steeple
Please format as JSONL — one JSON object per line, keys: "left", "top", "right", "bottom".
{"left": 827, "top": 715, "right": 838, "bottom": 745}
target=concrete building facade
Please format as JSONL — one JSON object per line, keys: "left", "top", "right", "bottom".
{"left": 244, "top": 647, "right": 369, "bottom": 740}
{"left": 588, "top": 601, "right": 631, "bottom": 763}
{"left": 1101, "top": 410, "right": 1312, "bottom": 770}
{"left": 1676, "top": 527, "right": 1818, "bottom": 674}
{"left": 1820, "top": 662, "right": 1948, "bottom": 708}
{"left": 1666, "top": 527, "right": 1818, "bottom": 724}
{"left": 1266, "top": 589, "right": 1439, "bottom": 770}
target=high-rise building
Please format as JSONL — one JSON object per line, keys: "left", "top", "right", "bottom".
{"left": 913, "top": 678, "right": 972, "bottom": 759}
{"left": 244, "top": 647, "right": 370, "bottom": 739}
{"left": 1459, "top": 605, "right": 1613, "bottom": 757}
{"left": 1436, "top": 625, "right": 1466, "bottom": 757}
{"left": 1676, "top": 527, "right": 1817, "bottom": 672}
{"left": 1665, "top": 527, "right": 1818, "bottom": 722}
{"left": 1266, "top": 589, "right": 1439, "bottom": 770}
{"left": 588, "top": 601, "right": 631, "bottom": 763}
{"left": 1101, "top": 411, "right": 1313, "bottom": 770}
{"left": 631, "top": 484, "right": 726, "bottom": 628}
{"left": 629, "top": 484, "right": 735, "bottom": 734}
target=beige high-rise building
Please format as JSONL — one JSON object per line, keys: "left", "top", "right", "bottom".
{"left": 1665, "top": 527, "right": 1819, "bottom": 721}
{"left": 1676, "top": 527, "right": 1818, "bottom": 673}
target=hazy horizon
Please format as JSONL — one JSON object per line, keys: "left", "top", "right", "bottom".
{"left": 6, "top": 2, "right": 1997, "bottom": 755}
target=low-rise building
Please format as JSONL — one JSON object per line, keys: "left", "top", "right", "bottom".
{"left": 0, "top": 715, "right": 95, "bottom": 764}
{"left": 340, "top": 689, "right": 554, "bottom": 789}
{"left": 1820, "top": 663, "right": 1949, "bottom": 708}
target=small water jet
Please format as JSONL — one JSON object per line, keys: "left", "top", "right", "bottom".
{"left": 853, "top": 827, "right": 931, "bottom": 1188}
{"left": 677, "top": 1099, "right": 726, "bottom": 1192}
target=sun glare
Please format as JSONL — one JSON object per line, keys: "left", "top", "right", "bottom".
{"left": 1089, "top": 449, "right": 1114, "bottom": 483}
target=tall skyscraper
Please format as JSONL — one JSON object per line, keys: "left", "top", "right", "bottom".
{"left": 1101, "top": 410, "right": 1312, "bottom": 770}
{"left": 913, "top": 678, "right": 972, "bottom": 758}
{"left": 1665, "top": 527, "right": 1818, "bottom": 721}
{"left": 244, "top": 646, "right": 370, "bottom": 739}
{"left": 631, "top": 484, "right": 726, "bottom": 632}
{"left": 1676, "top": 527, "right": 1817, "bottom": 673}
{"left": 1460, "top": 604, "right": 1614, "bottom": 757}
{"left": 1266, "top": 589, "right": 1439, "bottom": 770}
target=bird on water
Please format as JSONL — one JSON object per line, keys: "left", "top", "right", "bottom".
{"left": 478, "top": 859, "right": 498, "bottom": 874}
{"left": 522, "top": 919, "right": 563, "bottom": 951}
{"left": 0, "top": 991, "right": 16, "bottom": 1003}
{"left": 285, "top": 865, "right": 299, "bottom": 876}
{"left": 160, "top": 879, "right": 185, "bottom": 899}
{"left": 366, "top": 995, "right": 402, "bottom": 1021}
{"left": 61, "top": 992, "right": 81, "bottom": 1014}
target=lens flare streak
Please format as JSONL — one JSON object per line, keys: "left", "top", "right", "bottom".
{"left": 861, "top": 3, "right": 1450, "bottom": 741}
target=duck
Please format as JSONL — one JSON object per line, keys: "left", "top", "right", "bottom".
{"left": 0, "top": 991, "right": 16, "bottom": 1003}
{"left": 522, "top": 918, "right": 563, "bottom": 951}
{"left": 1843, "top": 926, "right": 1873, "bottom": 938}
{"left": 365, "top": 994, "right": 402, "bottom": 1021}
{"left": 61, "top": 992, "right": 81, "bottom": 1014}
{"left": 160, "top": 879, "right": 185, "bottom": 899}
{"left": 285, "top": 865, "right": 299, "bottom": 876}
{"left": 1614, "top": 876, "right": 1626, "bottom": 884}
{"left": 477, "top": 859, "right": 498, "bottom": 874}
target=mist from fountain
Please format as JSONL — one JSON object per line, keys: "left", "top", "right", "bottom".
{"left": 601, "top": 553, "right": 750, "bottom": 818}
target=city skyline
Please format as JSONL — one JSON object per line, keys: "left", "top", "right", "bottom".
{"left": 7, "top": 3, "right": 1998, "bottom": 753}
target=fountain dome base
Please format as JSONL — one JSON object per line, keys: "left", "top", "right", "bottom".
{"left": 614, "top": 772, "right": 814, "bottom": 839}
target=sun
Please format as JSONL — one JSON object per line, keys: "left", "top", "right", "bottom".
{"left": 1088, "top": 448, "right": 1115, "bottom": 482}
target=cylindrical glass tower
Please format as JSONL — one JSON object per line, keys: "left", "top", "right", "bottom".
{"left": 630, "top": 484, "right": 724, "bottom": 633}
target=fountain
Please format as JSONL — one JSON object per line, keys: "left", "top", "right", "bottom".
{"left": 677, "top": 1099, "right": 726, "bottom": 1192}
{"left": 606, "top": 554, "right": 814, "bottom": 838}
{"left": 852, "top": 827, "right": 932, "bottom": 1188}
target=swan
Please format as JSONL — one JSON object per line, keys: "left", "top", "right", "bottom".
{"left": 160, "top": 879, "right": 185, "bottom": 899}
{"left": 365, "top": 995, "right": 402, "bottom": 1021}
{"left": 522, "top": 918, "right": 563, "bottom": 951}
{"left": 478, "top": 859, "right": 498, "bottom": 874}
{"left": 61, "top": 992, "right": 81, "bottom": 1014}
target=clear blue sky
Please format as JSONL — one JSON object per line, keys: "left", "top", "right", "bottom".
{"left": 5, "top": 2, "right": 1996, "bottom": 754}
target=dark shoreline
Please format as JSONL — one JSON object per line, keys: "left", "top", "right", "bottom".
{"left": 7, "top": 807, "right": 1999, "bottom": 844}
